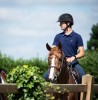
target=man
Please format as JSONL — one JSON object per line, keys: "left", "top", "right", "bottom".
{"left": 43, "top": 13, "right": 85, "bottom": 83}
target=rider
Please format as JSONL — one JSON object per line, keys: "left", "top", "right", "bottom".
{"left": 43, "top": 13, "right": 85, "bottom": 83}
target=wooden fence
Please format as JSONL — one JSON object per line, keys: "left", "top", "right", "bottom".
{"left": 46, "top": 74, "right": 98, "bottom": 100}
{"left": 0, "top": 74, "right": 98, "bottom": 100}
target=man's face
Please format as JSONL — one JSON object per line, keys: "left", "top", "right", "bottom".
{"left": 59, "top": 21, "right": 67, "bottom": 30}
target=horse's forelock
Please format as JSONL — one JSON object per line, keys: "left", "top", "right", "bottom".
{"left": 49, "top": 47, "right": 61, "bottom": 57}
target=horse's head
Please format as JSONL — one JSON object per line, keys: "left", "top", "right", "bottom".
{"left": 46, "top": 43, "right": 66, "bottom": 83}
{"left": 0, "top": 69, "right": 7, "bottom": 84}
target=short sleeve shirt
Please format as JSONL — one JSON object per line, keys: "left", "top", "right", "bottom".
{"left": 53, "top": 31, "right": 84, "bottom": 57}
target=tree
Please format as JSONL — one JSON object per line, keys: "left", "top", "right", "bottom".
{"left": 87, "top": 23, "right": 98, "bottom": 50}
{"left": 79, "top": 50, "right": 98, "bottom": 100}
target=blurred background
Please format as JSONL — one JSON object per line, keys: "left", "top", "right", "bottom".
{"left": 0, "top": 0, "right": 98, "bottom": 59}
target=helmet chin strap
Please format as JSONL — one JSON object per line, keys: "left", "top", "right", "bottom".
{"left": 64, "top": 23, "right": 70, "bottom": 32}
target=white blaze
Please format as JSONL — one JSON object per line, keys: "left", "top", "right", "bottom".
{"left": 49, "top": 67, "right": 54, "bottom": 80}
{"left": 49, "top": 56, "right": 55, "bottom": 80}
{"left": 51, "top": 56, "right": 55, "bottom": 66}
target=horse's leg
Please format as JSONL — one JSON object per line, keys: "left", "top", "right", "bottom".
{"left": 53, "top": 93, "right": 68, "bottom": 100}
{"left": 54, "top": 93, "right": 68, "bottom": 100}
{"left": 61, "top": 93, "right": 68, "bottom": 100}
{"left": 1, "top": 94, "right": 8, "bottom": 100}
{"left": 78, "top": 93, "right": 80, "bottom": 100}
{"left": 68, "top": 93, "right": 78, "bottom": 100}
{"left": 54, "top": 93, "right": 60, "bottom": 100}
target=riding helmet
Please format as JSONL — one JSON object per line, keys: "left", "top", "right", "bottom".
{"left": 57, "top": 13, "right": 74, "bottom": 25}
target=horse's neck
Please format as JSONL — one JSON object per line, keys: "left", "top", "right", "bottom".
{"left": 58, "top": 68, "right": 69, "bottom": 84}
{"left": 60, "top": 68, "right": 75, "bottom": 84}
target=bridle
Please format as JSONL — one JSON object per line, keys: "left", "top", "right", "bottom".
{"left": 49, "top": 53, "right": 66, "bottom": 83}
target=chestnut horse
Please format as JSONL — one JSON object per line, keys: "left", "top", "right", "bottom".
{"left": 46, "top": 43, "right": 79, "bottom": 100}
{"left": 0, "top": 69, "right": 7, "bottom": 100}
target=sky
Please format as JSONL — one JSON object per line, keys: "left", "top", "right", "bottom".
{"left": 0, "top": 0, "right": 98, "bottom": 60}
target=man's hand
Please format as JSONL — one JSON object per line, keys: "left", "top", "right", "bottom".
{"left": 66, "top": 56, "right": 76, "bottom": 63}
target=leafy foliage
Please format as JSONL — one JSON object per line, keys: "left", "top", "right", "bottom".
{"left": 79, "top": 50, "right": 98, "bottom": 83}
{"left": 87, "top": 23, "right": 98, "bottom": 50}
{"left": 79, "top": 50, "right": 98, "bottom": 100}
{"left": 7, "top": 65, "right": 46, "bottom": 100}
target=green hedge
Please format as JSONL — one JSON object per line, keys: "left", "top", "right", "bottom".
{"left": 0, "top": 52, "right": 48, "bottom": 75}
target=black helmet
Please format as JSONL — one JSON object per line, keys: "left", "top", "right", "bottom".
{"left": 57, "top": 13, "right": 74, "bottom": 25}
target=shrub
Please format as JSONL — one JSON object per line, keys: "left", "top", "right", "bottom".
{"left": 7, "top": 65, "right": 46, "bottom": 100}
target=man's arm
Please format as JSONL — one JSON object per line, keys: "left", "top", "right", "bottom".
{"left": 75, "top": 46, "right": 85, "bottom": 59}
{"left": 66, "top": 46, "right": 85, "bottom": 63}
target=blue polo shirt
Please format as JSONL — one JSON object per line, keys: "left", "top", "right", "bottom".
{"left": 53, "top": 31, "right": 84, "bottom": 57}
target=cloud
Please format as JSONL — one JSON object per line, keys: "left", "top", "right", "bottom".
{"left": 0, "top": 0, "right": 98, "bottom": 7}
{"left": 0, "top": 0, "right": 98, "bottom": 59}
{"left": 0, "top": 7, "right": 28, "bottom": 21}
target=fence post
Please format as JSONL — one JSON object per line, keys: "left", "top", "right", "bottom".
{"left": 80, "top": 74, "right": 94, "bottom": 100}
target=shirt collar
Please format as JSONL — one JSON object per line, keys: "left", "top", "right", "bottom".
{"left": 62, "top": 31, "right": 74, "bottom": 37}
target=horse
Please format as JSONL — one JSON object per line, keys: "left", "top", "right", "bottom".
{"left": 0, "top": 68, "right": 7, "bottom": 100}
{"left": 46, "top": 43, "right": 79, "bottom": 100}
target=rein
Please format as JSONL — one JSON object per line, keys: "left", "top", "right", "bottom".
{"left": 67, "top": 64, "right": 78, "bottom": 84}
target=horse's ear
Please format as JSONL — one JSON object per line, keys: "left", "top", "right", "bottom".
{"left": 58, "top": 42, "right": 62, "bottom": 49}
{"left": 46, "top": 43, "right": 51, "bottom": 51}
